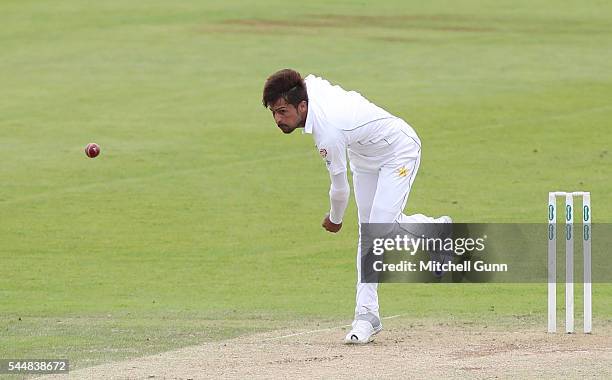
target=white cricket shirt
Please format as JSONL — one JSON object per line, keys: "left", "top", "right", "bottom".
{"left": 303, "top": 75, "right": 420, "bottom": 175}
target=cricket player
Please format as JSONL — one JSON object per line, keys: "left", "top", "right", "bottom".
{"left": 262, "top": 69, "right": 449, "bottom": 344}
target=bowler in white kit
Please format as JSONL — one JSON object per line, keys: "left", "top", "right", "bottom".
{"left": 262, "top": 69, "right": 449, "bottom": 344}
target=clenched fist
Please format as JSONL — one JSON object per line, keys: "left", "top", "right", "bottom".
{"left": 322, "top": 214, "right": 342, "bottom": 233}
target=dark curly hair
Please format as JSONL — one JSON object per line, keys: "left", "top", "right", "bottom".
{"left": 262, "top": 69, "right": 308, "bottom": 108}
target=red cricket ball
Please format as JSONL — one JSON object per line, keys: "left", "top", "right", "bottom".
{"left": 85, "top": 143, "right": 100, "bottom": 158}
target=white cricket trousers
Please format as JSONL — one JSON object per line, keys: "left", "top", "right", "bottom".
{"left": 350, "top": 123, "right": 436, "bottom": 318}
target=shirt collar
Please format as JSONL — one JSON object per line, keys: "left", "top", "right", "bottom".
{"left": 303, "top": 75, "right": 314, "bottom": 135}
{"left": 303, "top": 103, "right": 313, "bottom": 134}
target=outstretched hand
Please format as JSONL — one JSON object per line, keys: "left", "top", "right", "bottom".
{"left": 322, "top": 214, "right": 342, "bottom": 233}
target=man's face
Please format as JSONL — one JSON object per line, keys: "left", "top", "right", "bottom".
{"left": 269, "top": 98, "right": 307, "bottom": 134}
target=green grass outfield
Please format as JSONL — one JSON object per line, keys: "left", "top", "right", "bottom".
{"left": 1, "top": 0, "right": 611, "bottom": 369}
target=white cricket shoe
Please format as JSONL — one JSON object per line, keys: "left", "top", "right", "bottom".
{"left": 430, "top": 215, "right": 453, "bottom": 277}
{"left": 344, "top": 314, "right": 383, "bottom": 344}
{"left": 437, "top": 215, "right": 453, "bottom": 224}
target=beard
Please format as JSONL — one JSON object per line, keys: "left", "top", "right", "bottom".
{"left": 278, "top": 113, "right": 304, "bottom": 134}
{"left": 278, "top": 124, "right": 295, "bottom": 134}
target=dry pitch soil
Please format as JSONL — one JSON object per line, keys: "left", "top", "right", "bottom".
{"left": 40, "top": 318, "right": 611, "bottom": 379}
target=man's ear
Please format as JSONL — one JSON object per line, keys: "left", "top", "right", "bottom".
{"left": 298, "top": 100, "right": 308, "bottom": 113}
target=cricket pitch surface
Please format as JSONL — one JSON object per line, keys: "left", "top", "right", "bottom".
{"left": 41, "top": 318, "right": 611, "bottom": 379}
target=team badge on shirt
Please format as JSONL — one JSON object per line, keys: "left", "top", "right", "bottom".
{"left": 319, "top": 148, "right": 328, "bottom": 158}
{"left": 398, "top": 166, "right": 409, "bottom": 177}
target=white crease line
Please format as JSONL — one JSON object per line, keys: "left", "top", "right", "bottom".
{"left": 264, "top": 314, "right": 403, "bottom": 342}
